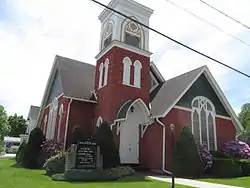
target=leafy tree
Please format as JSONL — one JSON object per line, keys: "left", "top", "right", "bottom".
{"left": 0, "top": 105, "right": 10, "bottom": 141}
{"left": 173, "top": 126, "right": 204, "bottom": 177}
{"left": 8, "top": 114, "right": 27, "bottom": 137}
{"left": 238, "top": 103, "right": 250, "bottom": 130}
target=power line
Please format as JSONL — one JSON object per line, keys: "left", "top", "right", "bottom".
{"left": 165, "top": 0, "right": 250, "bottom": 48}
{"left": 90, "top": 0, "right": 250, "bottom": 79}
{"left": 199, "top": 0, "right": 250, "bottom": 31}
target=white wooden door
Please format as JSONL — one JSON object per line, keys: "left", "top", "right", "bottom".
{"left": 119, "top": 110, "right": 139, "bottom": 164}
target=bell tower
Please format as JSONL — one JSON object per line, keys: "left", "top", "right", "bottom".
{"left": 94, "top": 0, "right": 154, "bottom": 125}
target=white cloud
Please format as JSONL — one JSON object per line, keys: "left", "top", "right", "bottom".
{"left": 0, "top": 0, "right": 250, "bottom": 117}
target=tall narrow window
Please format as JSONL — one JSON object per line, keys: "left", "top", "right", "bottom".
{"left": 122, "top": 57, "right": 132, "bottom": 85}
{"left": 191, "top": 96, "right": 217, "bottom": 151}
{"left": 43, "top": 115, "right": 48, "bottom": 134}
{"left": 50, "top": 98, "right": 58, "bottom": 140}
{"left": 102, "top": 22, "right": 113, "bottom": 49}
{"left": 46, "top": 107, "right": 53, "bottom": 139}
{"left": 133, "top": 60, "right": 142, "bottom": 88}
{"left": 98, "top": 62, "right": 104, "bottom": 89}
{"left": 57, "top": 104, "right": 64, "bottom": 142}
{"left": 123, "top": 20, "right": 143, "bottom": 49}
{"left": 103, "top": 59, "right": 109, "bottom": 87}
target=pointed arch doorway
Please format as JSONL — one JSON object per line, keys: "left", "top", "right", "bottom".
{"left": 118, "top": 99, "right": 150, "bottom": 164}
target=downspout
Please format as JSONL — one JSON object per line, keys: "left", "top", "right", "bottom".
{"left": 63, "top": 99, "right": 73, "bottom": 151}
{"left": 156, "top": 118, "right": 172, "bottom": 175}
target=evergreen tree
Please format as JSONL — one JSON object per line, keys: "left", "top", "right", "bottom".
{"left": 95, "top": 121, "right": 120, "bottom": 169}
{"left": 173, "top": 126, "right": 204, "bottom": 177}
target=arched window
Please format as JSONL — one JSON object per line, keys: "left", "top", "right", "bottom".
{"left": 102, "top": 22, "right": 113, "bottom": 49}
{"left": 46, "top": 106, "right": 53, "bottom": 139}
{"left": 57, "top": 104, "right": 64, "bottom": 142}
{"left": 50, "top": 98, "right": 58, "bottom": 140}
{"left": 98, "top": 62, "right": 104, "bottom": 89}
{"left": 191, "top": 96, "right": 217, "bottom": 151}
{"left": 122, "top": 57, "right": 132, "bottom": 85}
{"left": 103, "top": 59, "right": 109, "bottom": 87}
{"left": 122, "top": 18, "right": 144, "bottom": 49}
{"left": 43, "top": 115, "right": 48, "bottom": 134}
{"left": 96, "top": 116, "right": 103, "bottom": 127}
{"left": 133, "top": 60, "right": 142, "bottom": 88}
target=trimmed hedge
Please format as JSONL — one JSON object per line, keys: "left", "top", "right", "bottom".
{"left": 43, "top": 152, "right": 66, "bottom": 175}
{"left": 63, "top": 166, "right": 135, "bottom": 182}
{"left": 211, "top": 158, "right": 242, "bottom": 178}
{"left": 235, "top": 159, "right": 250, "bottom": 176}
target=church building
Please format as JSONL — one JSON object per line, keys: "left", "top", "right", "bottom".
{"left": 35, "top": 0, "right": 243, "bottom": 172}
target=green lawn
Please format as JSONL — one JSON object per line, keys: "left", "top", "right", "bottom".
{"left": 200, "top": 177, "right": 250, "bottom": 187}
{"left": 0, "top": 158, "right": 188, "bottom": 188}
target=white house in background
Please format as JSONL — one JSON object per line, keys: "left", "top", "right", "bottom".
{"left": 4, "top": 136, "right": 21, "bottom": 153}
{"left": 20, "top": 105, "right": 40, "bottom": 144}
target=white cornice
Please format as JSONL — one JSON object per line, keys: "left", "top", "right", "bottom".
{"left": 98, "top": 0, "right": 154, "bottom": 22}
{"left": 95, "top": 40, "right": 152, "bottom": 60}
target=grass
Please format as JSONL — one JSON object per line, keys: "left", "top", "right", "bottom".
{"left": 200, "top": 177, "right": 250, "bottom": 187}
{"left": 0, "top": 158, "right": 188, "bottom": 188}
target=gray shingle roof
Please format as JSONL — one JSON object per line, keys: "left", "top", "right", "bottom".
{"left": 56, "top": 56, "right": 96, "bottom": 100}
{"left": 150, "top": 66, "right": 206, "bottom": 117}
{"left": 28, "top": 105, "right": 40, "bottom": 120}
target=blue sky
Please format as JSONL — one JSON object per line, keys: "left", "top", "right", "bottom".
{"left": 0, "top": 0, "right": 250, "bottom": 118}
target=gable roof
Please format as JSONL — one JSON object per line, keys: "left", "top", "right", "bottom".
{"left": 150, "top": 66, "right": 244, "bottom": 133}
{"left": 57, "top": 56, "right": 96, "bottom": 99}
{"left": 27, "top": 105, "right": 40, "bottom": 121}
{"left": 36, "top": 55, "right": 96, "bottom": 128}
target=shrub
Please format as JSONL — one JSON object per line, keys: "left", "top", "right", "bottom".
{"left": 22, "top": 127, "right": 45, "bottom": 169}
{"left": 64, "top": 166, "right": 134, "bottom": 182}
{"left": 38, "top": 140, "right": 64, "bottom": 167}
{"left": 95, "top": 121, "right": 120, "bottom": 169}
{"left": 210, "top": 150, "right": 230, "bottom": 159}
{"left": 173, "top": 126, "right": 204, "bottom": 178}
{"left": 221, "top": 140, "right": 250, "bottom": 159}
{"left": 69, "top": 125, "right": 87, "bottom": 145}
{"left": 235, "top": 159, "right": 250, "bottom": 176}
{"left": 211, "top": 158, "right": 242, "bottom": 178}
{"left": 43, "top": 152, "right": 66, "bottom": 175}
{"left": 197, "top": 144, "right": 213, "bottom": 170}
{"left": 16, "top": 142, "right": 27, "bottom": 163}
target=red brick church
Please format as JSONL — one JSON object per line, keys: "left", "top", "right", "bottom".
{"left": 35, "top": 0, "right": 243, "bottom": 172}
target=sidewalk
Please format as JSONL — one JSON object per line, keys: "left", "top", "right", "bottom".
{"left": 0, "top": 154, "right": 16, "bottom": 158}
{"left": 148, "top": 175, "right": 243, "bottom": 188}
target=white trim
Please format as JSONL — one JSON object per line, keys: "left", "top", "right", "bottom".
{"left": 173, "top": 105, "right": 192, "bottom": 112}
{"left": 215, "top": 114, "right": 232, "bottom": 120}
{"left": 155, "top": 118, "right": 171, "bottom": 175}
{"left": 35, "top": 57, "right": 61, "bottom": 129}
{"left": 63, "top": 99, "right": 73, "bottom": 151}
{"left": 140, "top": 124, "right": 150, "bottom": 138}
{"left": 150, "top": 71, "right": 159, "bottom": 93}
{"left": 116, "top": 100, "right": 132, "bottom": 119}
{"left": 63, "top": 96, "right": 97, "bottom": 103}
{"left": 98, "top": 0, "right": 154, "bottom": 22}
{"left": 57, "top": 104, "right": 64, "bottom": 142}
{"left": 95, "top": 40, "right": 152, "bottom": 60}
{"left": 151, "top": 66, "right": 243, "bottom": 133}
{"left": 96, "top": 116, "right": 103, "bottom": 127}
{"left": 150, "top": 61, "right": 165, "bottom": 82}
{"left": 117, "top": 122, "right": 121, "bottom": 135}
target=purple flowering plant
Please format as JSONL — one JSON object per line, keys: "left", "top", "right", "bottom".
{"left": 197, "top": 143, "right": 213, "bottom": 170}
{"left": 41, "top": 140, "right": 64, "bottom": 157}
{"left": 221, "top": 140, "right": 250, "bottom": 159}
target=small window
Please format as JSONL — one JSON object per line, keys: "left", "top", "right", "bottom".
{"left": 102, "top": 22, "right": 113, "bottom": 49}
{"left": 124, "top": 33, "right": 140, "bottom": 48}
{"left": 96, "top": 116, "right": 103, "bottom": 127}
{"left": 122, "top": 20, "right": 143, "bottom": 49}
{"left": 122, "top": 57, "right": 132, "bottom": 85}
{"left": 98, "top": 63, "right": 104, "bottom": 89}
{"left": 133, "top": 60, "right": 142, "bottom": 88}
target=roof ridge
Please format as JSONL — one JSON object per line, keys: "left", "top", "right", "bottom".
{"left": 164, "top": 65, "right": 206, "bottom": 83}
{"left": 56, "top": 55, "right": 96, "bottom": 67}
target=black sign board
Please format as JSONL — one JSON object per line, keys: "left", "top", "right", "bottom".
{"left": 75, "top": 140, "right": 97, "bottom": 169}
